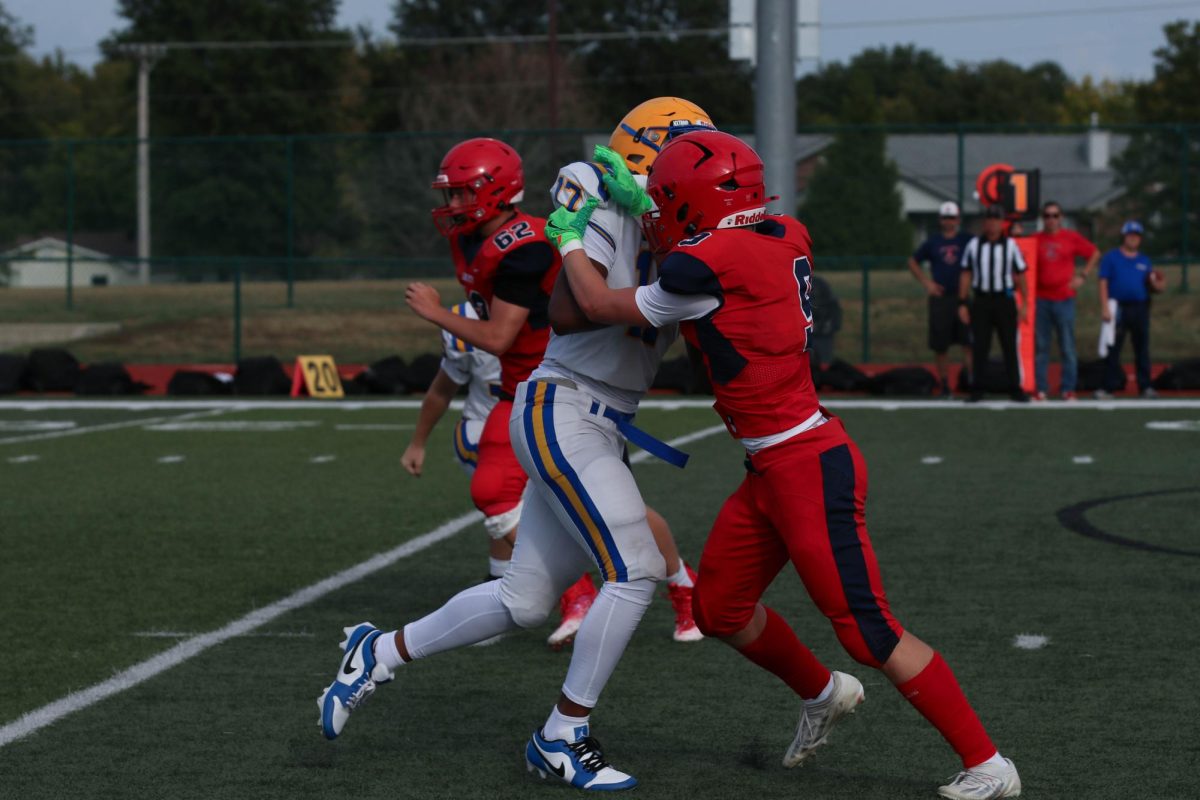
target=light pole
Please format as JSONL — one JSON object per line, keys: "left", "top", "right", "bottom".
{"left": 117, "top": 43, "right": 166, "bottom": 285}
{"left": 755, "top": 0, "right": 796, "bottom": 216}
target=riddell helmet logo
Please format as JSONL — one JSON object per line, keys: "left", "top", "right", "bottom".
{"left": 716, "top": 207, "right": 766, "bottom": 229}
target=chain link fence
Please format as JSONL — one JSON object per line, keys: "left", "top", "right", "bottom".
{"left": 0, "top": 124, "right": 1195, "bottom": 365}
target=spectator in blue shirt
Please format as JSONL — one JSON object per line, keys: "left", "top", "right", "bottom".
{"left": 907, "top": 201, "right": 973, "bottom": 396}
{"left": 1096, "top": 221, "right": 1166, "bottom": 398}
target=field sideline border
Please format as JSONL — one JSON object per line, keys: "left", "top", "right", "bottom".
{"left": 2, "top": 398, "right": 1200, "bottom": 411}
{"left": 0, "top": 423, "right": 727, "bottom": 749}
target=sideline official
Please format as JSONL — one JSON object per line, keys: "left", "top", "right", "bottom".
{"left": 958, "top": 206, "right": 1030, "bottom": 402}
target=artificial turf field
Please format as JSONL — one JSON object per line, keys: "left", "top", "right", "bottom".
{"left": 0, "top": 399, "right": 1197, "bottom": 799}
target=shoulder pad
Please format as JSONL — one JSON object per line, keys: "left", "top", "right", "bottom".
{"left": 449, "top": 301, "right": 478, "bottom": 320}
{"left": 442, "top": 302, "right": 477, "bottom": 354}
{"left": 551, "top": 161, "right": 612, "bottom": 211}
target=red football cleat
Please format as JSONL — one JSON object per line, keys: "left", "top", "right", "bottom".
{"left": 547, "top": 574, "right": 598, "bottom": 650}
{"left": 668, "top": 564, "right": 703, "bottom": 643}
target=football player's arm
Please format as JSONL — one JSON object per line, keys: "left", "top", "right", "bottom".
{"left": 407, "top": 291, "right": 529, "bottom": 357}
{"left": 401, "top": 368, "right": 462, "bottom": 477}
{"left": 549, "top": 251, "right": 609, "bottom": 334}
{"left": 561, "top": 252, "right": 648, "bottom": 326}
{"left": 407, "top": 243, "right": 553, "bottom": 356}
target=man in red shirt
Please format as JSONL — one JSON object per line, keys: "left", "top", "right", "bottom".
{"left": 1032, "top": 200, "right": 1099, "bottom": 401}
{"left": 549, "top": 132, "right": 1020, "bottom": 799}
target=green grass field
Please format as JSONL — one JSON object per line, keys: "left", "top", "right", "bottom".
{"left": 1, "top": 400, "right": 1198, "bottom": 799}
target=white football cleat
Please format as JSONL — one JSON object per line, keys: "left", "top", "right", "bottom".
{"left": 525, "top": 727, "right": 637, "bottom": 791}
{"left": 316, "top": 622, "right": 393, "bottom": 740}
{"left": 938, "top": 757, "right": 1021, "bottom": 799}
{"left": 782, "top": 671, "right": 864, "bottom": 767}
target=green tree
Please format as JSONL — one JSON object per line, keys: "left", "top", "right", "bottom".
{"left": 385, "top": 0, "right": 753, "bottom": 131}
{"left": 799, "top": 76, "right": 911, "bottom": 257}
{"left": 0, "top": 1, "right": 34, "bottom": 138}
{"left": 0, "top": 5, "right": 49, "bottom": 245}
{"left": 1056, "top": 76, "right": 1138, "bottom": 125}
{"left": 795, "top": 46, "right": 1071, "bottom": 125}
{"left": 99, "top": 0, "right": 355, "bottom": 264}
{"left": 1113, "top": 20, "right": 1200, "bottom": 259}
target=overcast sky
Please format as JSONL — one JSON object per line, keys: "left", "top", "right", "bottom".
{"left": 6, "top": 0, "right": 1199, "bottom": 81}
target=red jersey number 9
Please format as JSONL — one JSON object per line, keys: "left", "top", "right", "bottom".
{"left": 792, "top": 257, "right": 814, "bottom": 352}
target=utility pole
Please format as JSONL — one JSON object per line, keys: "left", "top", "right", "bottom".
{"left": 119, "top": 44, "right": 166, "bottom": 285}
{"left": 547, "top": 0, "right": 559, "bottom": 166}
{"left": 755, "top": 0, "right": 796, "bottom": 216}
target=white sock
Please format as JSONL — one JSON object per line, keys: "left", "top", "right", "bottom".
{"left": 544, "top": 706, "right": 590, "bottom": 743}
{"left": 488, "top": 557, "right": 510, "bottom": 579}
{"left": 666, "top": 562, "right": 693, "bottom": 587}
{"left": 561, "top": 579, "right": 655, "bottom": 708}
{"left": 979, "top": 751, "right": 1006, "bottom": 769}
{"left": 373, "top": 631, "right": 407, "bottom": 672}
{"left": 401, "top": 580, "right": 520, "bottom": 661}
{"left": 807, "top": 676, "right": 835, "bottom": 705}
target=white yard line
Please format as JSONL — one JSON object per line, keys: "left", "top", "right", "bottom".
{"left": 145, "top": 420, "right": 320, "bottom": 432}
{"left": 0, "top": 510, "right": 482, "bottom": 749}
{"left": 0, "top": 407, "right": 231, "bottom": 446}
{"left": 132, "top": 631, "right": 316, "bottom": 639}
{"left": 4, "top": 398, "right": 1200, "bottom": 411}
{"left": 335, "top": 423, "right": 415, "bottom": 431}
{"left": 0, "top": 421, "right": 76, "bottom": 431}
{"left": 0, "top": 422, "right": 727, "bottom": 749}
{"left": 1146, "top": 420, "right": 1200, "bottom": 431}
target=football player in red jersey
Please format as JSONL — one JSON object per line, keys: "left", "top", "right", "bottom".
{"left": 403, "top": 138, "right": 598, "bottom": 620}
{"left": 543, "top": 131, "right": 1021, "bottom": 800}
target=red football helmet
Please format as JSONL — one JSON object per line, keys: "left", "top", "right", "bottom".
{"left": 642, "top": 130, "right": 766, "bottom": 257}
{"left": 431, "top": 138, "right": 525, "bottom": 236}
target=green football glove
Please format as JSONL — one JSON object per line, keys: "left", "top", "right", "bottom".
{"left": 545, "top": 196, "right": 599, "bottom": 253}
{"left": 593, "top": 144, "right": 653, "bottom": 217}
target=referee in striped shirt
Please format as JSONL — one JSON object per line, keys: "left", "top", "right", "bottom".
{"left": 958, "top": 205, "right": 1030, "bottom": 402}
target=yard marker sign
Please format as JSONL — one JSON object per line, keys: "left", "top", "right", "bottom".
{"left": 291, "top": 355, "right": 344, "bottom": 399}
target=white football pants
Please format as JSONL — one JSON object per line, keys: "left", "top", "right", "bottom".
{"left": 400, "top": 378, "right": 664, "bottom": 708}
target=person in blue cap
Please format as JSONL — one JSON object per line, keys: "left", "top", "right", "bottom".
{"left": 1096, "top": 221, "right": 1166, "bottom": 398}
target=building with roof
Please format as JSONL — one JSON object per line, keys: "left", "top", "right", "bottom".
{"left": 1, "top": 233, "right": 139, "bottom": 288}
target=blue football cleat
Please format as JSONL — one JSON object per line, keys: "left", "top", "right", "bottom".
{"left": 317, "top": 622, "right": 393, "bottom": 740}
{"left": 525, "top": 727, "right": 637, "bottom": 791}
